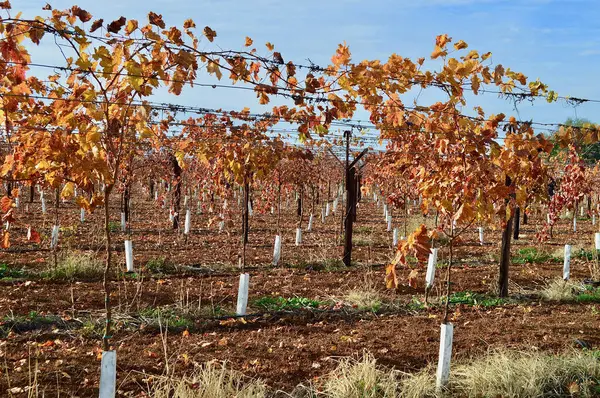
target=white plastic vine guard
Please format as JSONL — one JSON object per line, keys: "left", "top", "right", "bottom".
{"left": 563, "top": 244, "right": 571, "bottom": 281}
{"left": 184, "top": 210, "right": 191, "bottom": 235}
{"left": 435, "top": 323, "right": 454, "bottom": 390}
{"left": 426, "top": 248, "right": 438, "bottom": 288}
{"left": 124, "top": 240, "right": 134, "bottom": 273}
{"left": 236, "top": 273, "right": 250, "bottom": 316}
{"left": 273, "top": 235, "right": 282, "bottom": 266}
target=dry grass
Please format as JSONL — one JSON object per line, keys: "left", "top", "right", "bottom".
{"left": 451, "top": 349, "right": 600, "bottom": 398}
{"left": 406, "top": 214, "right": 436, "bottom": 235}
{"left": 151, "top": 362, "right": 267, "bottom": 398}
{"left": 398, "top": 367, "right": 437, "bottom": 398}
{"left": 44, "top": 251, "right": 104, "bottom": 281}
{"left": 344, "top": 276, "right": 383, "bottom": 311}
{"left": 540, "top": 278, "right": 584, "bottom": 302}
{"left": 315, "top": 349, "right": 600, "bottom": 398}
{"left": 318, "top": 353, "right": 399, "bottom": 398}
{"left": 396, "top": 349, "right": 600, "bottom": 398}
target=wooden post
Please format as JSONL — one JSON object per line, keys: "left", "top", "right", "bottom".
{"left": 242, "top": 179, "right": 250, "bottom": 245}
{"left": 499, "top": 176, "right": 513, "bottom": 298}
{"left": 343, "top": 165, "right": 356, "bottom": 266}
{"left": 149, "top": 179, "right": 155, "bottom": 201}
{"left": 171, "top": 154, "right": 182, "bottom": 230}
{"left": 513, "top": 207, "right": 520, "bottom": 240}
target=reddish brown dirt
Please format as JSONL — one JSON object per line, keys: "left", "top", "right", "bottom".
{"left": 1, "top": 194, "right": 599, "bottom": 396}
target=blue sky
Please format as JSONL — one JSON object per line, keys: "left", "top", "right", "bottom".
{"left": 14, "top": 0, "right": 600, "bottom": 141}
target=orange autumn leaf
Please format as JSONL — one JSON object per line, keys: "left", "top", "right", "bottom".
{"left": 1, "top": 231, "right": 9, "bottom": 249}
{"left": 385, "top": 263, "right": 398, "bottom": 289}
{"left": 1, "top": 196, "right": 12, "bottom": 213}
{"left": 385, "top": 225, "right": 431, "bottom": 290}
{"left": 453, "top": 40, "right": 468, "bottom": 51}
{"left": 435, "top": 34, "right": 451, "bottom": 48}
{"left": 403, "top": 224, "right": 431, "bottom": 264}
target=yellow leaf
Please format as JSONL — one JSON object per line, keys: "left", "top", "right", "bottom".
{"left": 175, "top": 151, "right": 185, "bottom": 169}
{"left": 61, "top": 182, "right": 75, "bottom": 199}
{"left": 125, "top": 19, "right": 138, "bottom": 35}
{"left": 86, "top": 130, "right": 101, "bottom": 143}
{"left": 206, "top": 61, "right": 222, "bottom": 80}
{"left": 453, "top": 40, "right": 468, "bottom": 50}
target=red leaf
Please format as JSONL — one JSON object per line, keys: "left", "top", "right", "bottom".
{"left": 71, "top": 6, "right": 92, "bottom": 23}
{"left": 148, "top": 12, "right": 165, "bottom": 29}
{"left": 107, "top": 17, "right": 126, "bottom": 34}
{"left": 28, "top": 227, "right": 41, "bottom": 244}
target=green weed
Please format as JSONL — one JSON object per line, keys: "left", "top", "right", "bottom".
{"left": 512, "top": 247, "right": 558, "bottom": 265}
{"left": 138, "top": 307, "right": 194, "bottom": 329}
{"left": 42, "top": 251, "right": 104, "bottom": 281}
{"left": 448, "top": 291, "right": 507, "bottom": 307}
{"left": 108, "top": 221, "right": 121, "bottom": 233}
{"left": 145, "top": 257, "right": 176, "bottom": 274}
{"left": 0, "top": 263, "right": 25, "bottom": 280}
{"left": 252, "top": 296, "right": 324, "bottom": 312}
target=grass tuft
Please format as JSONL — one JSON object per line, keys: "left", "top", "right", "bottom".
{"left": 344, "top": 278, "right": 383, "bottom": 312}
{"left": 320, "top": 353, "right": 399, "bottom": 398}
{"left": 152, "top": 361, "right": 267, "bottom": 398}
{"left": 540, "top": 279, "right": 600, "bottom": 303}
{"left": 451, "top": 349, "right": 600, "bottom": 398}
{"left": 145, "top": 256, "right": 176, "bottom": 275}
{"left": 540, "top": 279, "right": 584, "bottom": 302}
{"left": 512, "top": 247, "right": 558, "bottom": 265}
{"left": 42, "top": 251, "right": 104, "bottom": 281}
{"left": 396, "top": 349, "right": 600, "bottom": 397}
{"left": 398, "top": 367, "right": 437, "bottom": 398}
{"left": 137, "top": 307, "right": 194, "bottom": 330}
